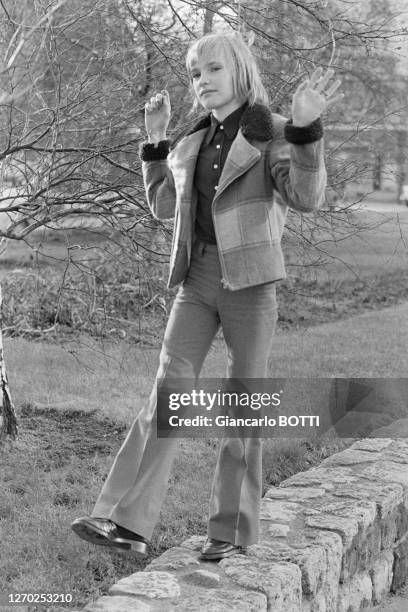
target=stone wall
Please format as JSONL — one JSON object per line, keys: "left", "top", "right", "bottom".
{"left": 79, "top": 438, "right": 408, "bottom": 611}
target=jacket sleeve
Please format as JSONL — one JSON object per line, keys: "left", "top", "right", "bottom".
{"left": 268, "top": 114, "right": 327, "bottom": 213}
{"left": 139, "top": 140, "right": 176, "bottom": 221}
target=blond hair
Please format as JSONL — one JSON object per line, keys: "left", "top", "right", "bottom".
{"left": 185, "top": 32, "right": 269, "bottom": 110}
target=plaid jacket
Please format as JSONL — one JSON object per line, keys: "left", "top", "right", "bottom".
{"left": 140, "top": 103, "right": 326, "bottom": 290}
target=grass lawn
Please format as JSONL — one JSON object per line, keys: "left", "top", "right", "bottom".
{"left": 5, "top": 301, "right": 408, "bottom": 418}
{"left": 284, "top": 210, "right": 408, "bottom": 279}
{"left": 269, "top": 303, "right": 408, "bottom": 378}
{"left": 3, "top": 211, "right": 408, "bottom": 284}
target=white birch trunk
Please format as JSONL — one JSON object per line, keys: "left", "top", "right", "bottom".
{"left": 0, "top": 284, "right": 18, "bottom": 441}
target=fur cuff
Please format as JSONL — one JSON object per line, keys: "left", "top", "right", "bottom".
{"left": 284, "top": 117, "right": 323, "bottom": 145}
{"left": 139, "top": 140, "right": 170, "bottom": 161}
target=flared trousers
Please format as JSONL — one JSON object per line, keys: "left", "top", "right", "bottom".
{"left": 91, "top": 241, "right": 278, "bottom": 546}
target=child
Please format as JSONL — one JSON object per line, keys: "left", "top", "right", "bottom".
{"left": 72, "top": 32, "right": 342, "bottom": 560}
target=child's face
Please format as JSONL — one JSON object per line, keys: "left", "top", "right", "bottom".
{"left": 189, "top": 50, "right": 243, "bottom": 120}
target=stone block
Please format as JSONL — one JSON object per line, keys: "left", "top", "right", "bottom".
{"left": 395, "top": 503, "right": 408, "bottom": 539}
{"left": 380, "top": 513, "right": 398, "bottom": 549}
{"left": 351, "top": 523, "right": 382, "bottom": 574}
{"left": 220, "top": 555, "right": 302, "bottom": 611}
{"left": 382, "top": 446, "right": 408, "bottom": 465}
{"left": 321, "top": 448, "right": 380, "bottom": 466}
{"left": 260, "top": 499, "right": 301, "bottom": 523}
{"left": 360, "top": 461, "right": 408, "bottom": 488}
{"left": 247, "top": 541, "right": 326, "bottom": 597}
{"left": 171, "top": 588, "right": 267, "bottom": 611}
{"left": 369, "top": 551, "right": 393, "bottom": 604}
{"left": 282, "top": 467, "right": 356, "bottom": 491}
{"left": 306, "top": 501, "right": 382, "bottom": 583}
{"left": 263, "top": 523, "right": 291, "bottom": 538}
{"left": 301, "top": 590, "right": 327, "bottom": 612}
{"left": 301, "top": 598, "right": 313, "bottom": 612}
{"left": 83, "top": 595, "right": 151, "bottom": 611}
{"left": 336, "top": 572, "right": 372, "bottom": 612}
{"left": 109, "top": 571, "right": 180, "bottom": 599}
{"left": 248, "top": 540, "right": 301, "bottom": 566}
{"left": 318, "top": 500, "right": 377, "bottom": 531}
{"left": 392, "top": 536, "right": 408, "bottom": 591}
{"left": 179, "top": 535, "right": 206, "bottom": 552}
{"left": 264, "top": 486, "right": 325, "bottom": 502}
{"left": 144, "top": 547, "right": 200, "bottom": 571}
{"left": 352, "top": 439, "right": 392, "bottom": 452}
{"left": 293, "top": 545, "right": 327, "bottom": 597}
{"left": 331, "top": 481, "right": 403, "bottom": 519}
{"left": 259, "top": 522, "right": 312, "bottom": 550}
{"left": 256, "top": 527, "right": 343, "bottom": 609}
{"left": 306, "top": 530, "right": 342, "bottom": 611}
{"left": 305, "top": 513, "right": 359, "bottom": 549}
{"left": 182, "top": 569, "right": 221, "bottom": 588}
{"left": 389, "top": 440, "right": 408, "bottom": 454}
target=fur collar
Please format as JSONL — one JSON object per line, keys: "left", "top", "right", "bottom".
{"left": 186, "top": 103, "right": 275, "bottom": 142}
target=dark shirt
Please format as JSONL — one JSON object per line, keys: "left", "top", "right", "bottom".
{"left": 194, "top": 103, "right": 247, "bottom": 244}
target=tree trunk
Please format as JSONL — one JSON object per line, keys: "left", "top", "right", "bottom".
{"left": 0, "top": 284, "right": 18, "bottom": 441}
{"left": 203, "top": 1, "right": 218, "bottom": 34}
{"left": 373, "top": 152, "right": 383, "bottom": 191}
{"left": 396, "top": 129, "right": 407, "bottom": 203}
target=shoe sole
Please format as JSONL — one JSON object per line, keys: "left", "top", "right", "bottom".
{"left": 71, "top": 521, "right": 130, "bottom": 550}
{"left": 110, "top": 536, "right": 148, "bottom": 555}
{"left": 199, "top": 548, "right": 244, "bottom": 561}
{"left": 71, "top": 519, "right": 148, "bottom": 556}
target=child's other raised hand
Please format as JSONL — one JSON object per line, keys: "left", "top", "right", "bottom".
{"left": 291, "top": 68, "right": 343, "bottom": 127}
{"left": 145, "top": 89, "right": 171, "bottom": 142}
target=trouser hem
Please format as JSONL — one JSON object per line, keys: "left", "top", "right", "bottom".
{"left": 207, "top": 525, "right": 259, "bottom": 547}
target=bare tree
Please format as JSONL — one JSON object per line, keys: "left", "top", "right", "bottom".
{"left": 0, "top": 0, "right": 406, "bottom": 235}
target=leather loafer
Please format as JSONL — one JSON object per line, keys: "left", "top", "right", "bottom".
{"left": 199, "top": 538, "right": 245, "bottom": 561}
{"left": 71, "top": 516, "right": 149, "bottom": 555}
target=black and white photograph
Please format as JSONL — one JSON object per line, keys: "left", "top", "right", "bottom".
{"left": 0, "top": 1, "right": 408, "bottom": 611}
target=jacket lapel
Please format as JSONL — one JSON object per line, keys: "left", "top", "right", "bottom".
{"left": 168, "top": 129, "right": 207, "bottom": 209}
{"left": 214, "top": 130, "right": 261, "bottom": 201}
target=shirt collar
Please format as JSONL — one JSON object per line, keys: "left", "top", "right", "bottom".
{"left": 203, "top": 102, "right": 248, "bottom": 145}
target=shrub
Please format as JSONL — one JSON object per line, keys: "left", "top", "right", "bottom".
{"left": 2, "top": 246, "right": 174, "bottom": 343}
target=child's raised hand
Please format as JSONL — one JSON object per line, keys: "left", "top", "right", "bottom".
{"left": 145, "top": 89, "right": 171, "bottom": 141}
{"left": 291, "top": 68, "right": 343, "bottom": 127}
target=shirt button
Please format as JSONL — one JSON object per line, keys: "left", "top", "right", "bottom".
{"left": 213, "top": 164, "right": 218, "bottom": 169}
{"left": 216, "top": 144, "right": 221, "bottom": 149}
{"left": 219, "top": 125, "right": 224, "bottom": 130}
